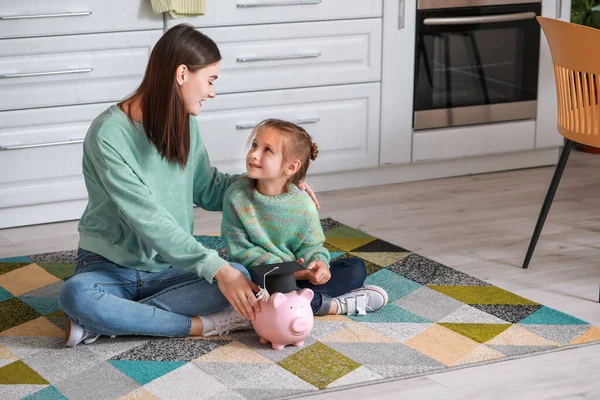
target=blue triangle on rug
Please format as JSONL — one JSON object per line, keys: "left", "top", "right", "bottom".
{"left": 19, "top": 296, "right": 61, "bottom": 315}
{"left": 108, "top": 360, "right": 187, "bottom": 385}
{"left": 23, "top": 385, "right": 67, "bottom": 400}
{"left": 518, "top": 306, "right": 589, "bottom": 325}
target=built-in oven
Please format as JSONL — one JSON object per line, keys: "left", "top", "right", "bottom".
{"left": 413, "top": 0, "right": 542, "bottom": 130}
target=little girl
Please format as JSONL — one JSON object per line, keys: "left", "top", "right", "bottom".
{"left": 221, "top": 119, "right": 388, "bottom": 316}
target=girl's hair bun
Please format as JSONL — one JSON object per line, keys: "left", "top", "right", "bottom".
{"left": 310, "top": 142, "right": 319, "bottom": 161}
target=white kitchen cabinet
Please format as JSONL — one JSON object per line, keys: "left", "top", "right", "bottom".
{"left": 166, "top": 0, "right": 382, "bottom": 28}
{"left": 0, "top": 31, "right": 162, "bottom": 111}
{"left": 0, "top": 0, "right": 162, "bottom": 39}
{"left": 378, "top": 0, "right": 416, "bottom": 165}
{"left": 201, "top": 19, "right": 381, "bottom": 94}
{"left": 535, "top": 0, "right": 572, "bottom": 148}
{"left": 0, "top": 103, "right": 112, "bottom": 209}
{"left": 198, "top": 83, "right": 381, "bottom": 174}
{"left": 0, "top": 0, "right": 162, "bottom": 228}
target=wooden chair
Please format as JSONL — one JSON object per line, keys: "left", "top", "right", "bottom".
{"left": 523, "top": 17, "right": 600, "bottom": 286}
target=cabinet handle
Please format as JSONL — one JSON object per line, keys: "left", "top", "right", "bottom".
{"left": 236, "top": 52, "right": 321, "bottom": 63}
{"left": 398, "top": 0, "right": 405, "bottom": 30}
{"left": 423, "top": 12, "right": 536, "bottom": 26}
{"left": 0, "top": 68, "right": 93, "bottom": 79}
{"left": 0, "top": 139, "right": 84, "bottom": 151}
{"left": 237, "top": 0, "right": 321, "bottom": 8}
{"left": 556, "top": 0, "right": 562, "bottom": 19}
{"left": 236, "top": 117, "right": 320, "bottom": 130}
{"left": 0, "top": 11, "right": 91, "bottom": 20}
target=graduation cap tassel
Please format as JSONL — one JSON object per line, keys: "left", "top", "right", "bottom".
{"left": 255, "top": 266, "right": 279, "bottom": 302}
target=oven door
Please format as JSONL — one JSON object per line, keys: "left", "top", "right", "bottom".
{"left": 413, "top": 2, "right": 542, "bottom": 130}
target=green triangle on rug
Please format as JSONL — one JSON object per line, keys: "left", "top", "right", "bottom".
{"left": 439, "top": 323, "right": 512, "bottom": 343}
{"left": 23, "top": 385, "right": 68, "bottom": 400}
{"left": 108, "top": 360, "right": 186, "bottom": 385}
{"left": 330, "top": 252, "right": 346, "bottom": 259}
{"left": 0, "top": 360, "right": 48, "bottom": 385}
{"left": 37, "top": 263, "right": 77, "bottom": 280}
{"left": 518, "top": 306, "right": 589, "bottom": 325}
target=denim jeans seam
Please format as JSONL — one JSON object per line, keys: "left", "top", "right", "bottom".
{"left": 91, "top": 282, "right": 136, "bottom": 289}
{"left": 145, "top": 273, "right": 197, "bottom": 286}
{"left": 184, "top": 316, "right": 192, "bottom": 336}
{"left": 139, "top": 279, "right": 201, "bottom": 304}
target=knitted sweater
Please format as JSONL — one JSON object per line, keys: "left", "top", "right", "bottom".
{"left": 221, "top": 177, "right": 330, "bottom": 269}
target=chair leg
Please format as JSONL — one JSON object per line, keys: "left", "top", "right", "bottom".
{"left": 522, "top": 139, "right": 574, "bottom": 269}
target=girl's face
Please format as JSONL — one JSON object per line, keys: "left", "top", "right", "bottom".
{"left": 177, "top": 61, "right": 220, "bottom": 116}
{"left": 246, "top": 128, "right": 287, "bottom": 182}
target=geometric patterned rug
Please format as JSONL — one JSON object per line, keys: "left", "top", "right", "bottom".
{"left": 1, "top": 218, "right": 599, "bottom": 400}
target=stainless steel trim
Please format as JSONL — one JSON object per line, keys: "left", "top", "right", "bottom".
{"left": 0, "top": 11, "right": 91, "bottom": 20}
{"left": 413, "top": 101, "right": 537, "bottom": 130}
{"left": 236, "top": 117, "right": 320, "bottom": 130}
{"left": 237, "top": 0, "right": 321, "bottom": 8}
{"left": 236, "top": 52, "right": 321, "bottom": 63}
{"left": 398, "top": 0, "right": 406, "bottom": 29}
{"left": 424, "top": 11, "right": 536, "bottom": 25}
{"left": 0, "top": 68, "right": 93, "bottom": 79}
{"left": 556, "top": 0, "right": 562, "bottom": 18}
{"left": 418, "top": 0, "right": 541, "bottom": 10}
{"left": 0, "top": 139, "right": 84, "bottom": 151}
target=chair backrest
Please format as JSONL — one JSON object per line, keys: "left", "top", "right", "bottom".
{"left": 537, "top": 16, "right": 600, "bottom": 147}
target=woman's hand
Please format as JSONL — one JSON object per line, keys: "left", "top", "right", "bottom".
{"left": 214, "top": 264, "right": 261, "bottom": 320}
{"left": 297, "top": 181, "right": 320, "bottom": 210}
{"left": 306, "top": 260, "right": 330, "bottom": 285}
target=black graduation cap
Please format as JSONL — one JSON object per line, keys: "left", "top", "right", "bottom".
{"left": 249, "top": 261, "right": 303, "bottom": 294}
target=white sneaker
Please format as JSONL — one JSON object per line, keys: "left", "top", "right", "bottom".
{"left": 202, "top": 307, "right": 253, "bottom": 337}
{"left": 334, "top": 285, "right": 389, "bottom": 316}
{"left": 65, "top": 319, "right": 100, "bottom": 347}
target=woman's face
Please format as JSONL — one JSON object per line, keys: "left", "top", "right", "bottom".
{"left": 177, "top": 61, "right": 221, "bottom": 116}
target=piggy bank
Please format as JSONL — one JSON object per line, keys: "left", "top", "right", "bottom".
{"left": 252, "top": 289, "right": 314, "bottom": 350}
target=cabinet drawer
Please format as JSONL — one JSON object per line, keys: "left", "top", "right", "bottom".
{"left": 197, "top": 83, "right": 381, "bottom": 175}
{"left": 204, "top": 19, "right": 381, "bottom": 94}
{"left": 0, "top": 30, "right": 161, "bottom": 112}
{"left": 0, "top": 103, "right": 112, "bottom": 209}
{"left": 166, "top": 0, "right": 382, "bottom": 28}
{"left": 0, "top": 0, "right": 163, "bottom": 39}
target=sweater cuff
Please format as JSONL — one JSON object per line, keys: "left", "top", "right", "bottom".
{"left": 199, "top": 253, "right": 229, "bottom": 283}
{"left": 312, "top": 255, "right": 331, "bottom": 267}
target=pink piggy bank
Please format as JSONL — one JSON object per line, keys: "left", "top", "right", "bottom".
{"left": 252, "top": 289, "right": 314, "bottom": 350}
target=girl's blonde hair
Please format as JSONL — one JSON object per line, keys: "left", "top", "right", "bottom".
{"left": 248, "top": 118, "right": 319, "bottom": 185}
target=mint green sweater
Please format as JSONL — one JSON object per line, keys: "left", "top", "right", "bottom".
{"left": 78, "top": 105, "right": 238, "bottom": 282}
{"left": 221, "top": 177, "right": 330, "bottom": 269}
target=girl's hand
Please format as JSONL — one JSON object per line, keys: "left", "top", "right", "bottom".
{"left": 297, "top": 181, "right": 320, "bottom": 210}
{"left": 294, "top": 258, "right": 312, "bottom": 280}
{"left": 307, "top": 260, "right": 330, "bottom": 285}
{"left": 214, "top": 264, "right": 261, "bottom": 320}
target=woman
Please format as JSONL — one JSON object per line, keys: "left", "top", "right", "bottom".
{"left": 58, "top": 24, "right": 318, "bottom": 347}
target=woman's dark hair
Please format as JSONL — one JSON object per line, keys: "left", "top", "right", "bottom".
{"left": 248, "top": 119, "right": 319, "bottom": 185}
{"left": 121, "top": 24, "right": 221, "bottom": 168}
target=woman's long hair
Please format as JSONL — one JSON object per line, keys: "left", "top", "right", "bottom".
{"left": 122, "top": 24, "right": 221, "bottom": 168}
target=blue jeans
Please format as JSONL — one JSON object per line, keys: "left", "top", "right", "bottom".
{"left": 251, "top": 257, "right": 367, "bottom": 316}
{"left": 58, "top": 248, "right": 250, "bottom": 337}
